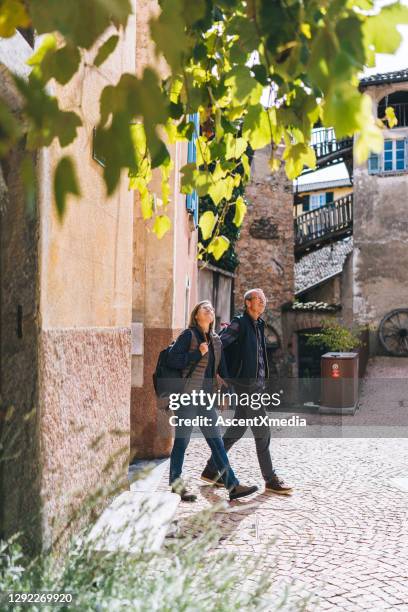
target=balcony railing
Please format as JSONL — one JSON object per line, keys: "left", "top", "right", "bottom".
{"left": 310, "top": 128, "right": 353, "bottom": 160}
{"left": 294, "top": 193, "right": 353, "bottom": 254}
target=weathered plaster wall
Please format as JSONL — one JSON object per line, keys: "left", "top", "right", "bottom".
{"left": 235, "top": 146, "right": 294, "bottom": 349}
{"left": 301, "top": 276, "right": 341, "bottom": 305}
{"left": 353, "top": 82, "right": 408, "bottom": 353}
{"left": 130, "top": 0, "right": 198, "bottom": 460}
{"left": 36, "top": 8, "right": 136, "bottom": 548}
{"left": 198, "top": 265, "right": 233, "bottom": 328}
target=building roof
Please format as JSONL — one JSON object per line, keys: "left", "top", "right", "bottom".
{"left": 295, "top": 237, "right": 353, "bottom": 295}
{"left": 360, "top": 68, "right": 408, "bottom": 88}
{"left": 287, "top": 301, "right": 341, "bottom": 312}
{"left": 295, "top": 177, "right": 352, "bottom": 194}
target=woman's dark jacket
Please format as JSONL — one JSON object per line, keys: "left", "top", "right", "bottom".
{"left": 167, "top": 326, "right": 228, "bottom": 393}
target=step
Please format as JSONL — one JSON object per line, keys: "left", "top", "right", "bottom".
{"left": 87, "top": 490, "right": 180, "bottom": 554}
{"left": 128, "top": 458, "right": 169, "bottom": 492}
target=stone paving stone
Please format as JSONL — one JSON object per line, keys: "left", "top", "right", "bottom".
{"left": 159, "top": 435, "right": 408, "bottom": 609}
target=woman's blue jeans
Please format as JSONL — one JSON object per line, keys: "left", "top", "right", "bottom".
{"left": 169, "top": 404, "right": 239, "bottom": 490}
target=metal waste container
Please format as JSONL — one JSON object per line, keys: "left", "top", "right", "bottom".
{"left": 321, "top": 352, "right": 359, "bottom": 414}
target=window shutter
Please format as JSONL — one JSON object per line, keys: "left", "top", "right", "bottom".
{"left": 368, "top": 152, "right": 380, "bottom": 174}
{"left": 186, "top": 113, "right": 200, "bottom": 226}
{"left": 303, "top": 194, "right": 310, "bottom": 212}
{"left": 326, "top": 191, "right": 334, "bottom": 204}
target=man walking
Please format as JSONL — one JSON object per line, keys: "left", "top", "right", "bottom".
{"left": 201, "top": 288, "right": 293, "bottom": 495}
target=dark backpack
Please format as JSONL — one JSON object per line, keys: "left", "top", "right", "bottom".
{"left": 152, "top": 328, "right": 201, "bottom": 398}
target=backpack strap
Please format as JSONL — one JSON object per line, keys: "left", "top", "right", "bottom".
{"left": 184, "top": 327, "right": 203, "bottom": 379}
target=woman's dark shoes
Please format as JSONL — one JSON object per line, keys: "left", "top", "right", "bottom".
{"left": 200, "top": 467, "right": 225, "bottom": 488}
{"left": 229, "top": 484, "right": 258, "bottom": 501}
{"left": 171, "top": 482, "right": 197, "bottom": 502}
{"left": 264, "top": 474, "right": 293, "bottom": 495}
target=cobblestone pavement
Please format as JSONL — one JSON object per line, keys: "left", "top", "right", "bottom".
{"left": 159, "top": 359, "right": 408, "bottom": 611}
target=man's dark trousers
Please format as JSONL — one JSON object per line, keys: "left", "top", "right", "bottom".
{"left": 205, "top": 394, "right": 274, "bottom": 482}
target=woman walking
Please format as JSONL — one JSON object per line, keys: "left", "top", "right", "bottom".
{"left": 167, "top": 300, "right": 258, "bottom": 502}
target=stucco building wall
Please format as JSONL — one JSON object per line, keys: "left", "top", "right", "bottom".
{"left": 130, "top": 0, "right": 198, "bottom": 461}
{"left": 353, "top": 82, "right": 408, "bottom": 354}
{"left": 1, "top": 11, "right": 136, "bottom": 550}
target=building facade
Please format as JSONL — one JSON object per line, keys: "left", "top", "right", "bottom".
{"left": 353, "top": 70, "right": 408, "bottom": 354}
{"left": 0, "top": 0, "right": 199, "bottom": 552}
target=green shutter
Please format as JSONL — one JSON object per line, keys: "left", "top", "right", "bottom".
{"left": 326, "top": 191, "right": 334, "bottom": 204}
{"left": 303, "top": 195, "right": 310, "bottom": 212}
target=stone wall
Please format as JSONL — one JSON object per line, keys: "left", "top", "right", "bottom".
{"left": 235, "top": 146, "right": 294, "bottom": 350}
{"left": 353, "top": 82, "right": 408, "bottom": 354}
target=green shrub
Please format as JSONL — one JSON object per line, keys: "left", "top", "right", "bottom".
{"left": 0, "top": 504, "right": 286, "bottom": 612}
{"left": 305, "top": 321, "right": 362, "bottom": 353}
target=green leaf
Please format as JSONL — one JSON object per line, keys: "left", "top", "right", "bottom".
{"left": 323, "top": 84, "right": 362, "bottom": 138}
{"left": 224, "top": 66, "right": 262, "bottom": 104}
{"left": 42, "top": 44, "right": 81, "bottom": 85}
{"left": 233, "top": 196, "right": 247, "bottom": 227}
{"left": 54, "top": 157, "right": 80, "bottom": 220}
{"left": 283, "top": 143, "right": 316, "bottom": 180}
{"left": 364, "top": 3, "right": 408, "bottom": 55}
{"left": 199, "top": 210, "right": 217, "bottom": 240}
{"left": 14, "top": 75, "right": 81, "bottom": 149}
{"left": 208, "top": 176, "right": 234, "bottom": 206}
{"left": 0, "top": 0, "right": 30, "bottom": 37}
{"left": 150, "top": 0, "right": 189, "bottom": 71}
{"left": 196, "top": 137, "right": 211, "bottom": 165}
{"left": 224, "top": 134, "right": 247, "bottom": 160}
{"left": 242, "top": 105, "right": 272, "bottom": 150}
{"left": 225, "top": 15, "right": 257, "bottom": 53}
{"left": 208, "top": 236, "right": 230, "bottom": 260}
{"left": 152, "top": 214, "right": 171, "bottom": 239}
{"left": 30, "top": 0, "right": 131, "bottom": 49}
{"left": 354, "top": 95, "right": 383, "bottom": 164}
{"left": 384, "top": 106, "right": 398, "bottom": 128}
{"left": 27, "top": 34, "right": 57, "bottom": 67}
{"left": 180, "top": 163, "right": 197, "bottom": 194}
{"left": 94, "top": 35, "right": 119, "bottom": 67}
{"left": 241, "top": 153, "right": 251, "bottom": 180}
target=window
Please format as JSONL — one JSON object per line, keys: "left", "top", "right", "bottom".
{"left": 368, "top": 152, "right": 380, "bottom": 174}
{"left": 387, "top": 139, "right": 406, "bottom": 171}
{"left": 369, "top": 138, "right": 407, "bottom": 174}
{"left": 186, "top": 113, "right": 200, "bottom": 226}
{"left": 310, "top": 193, "right": 326, "bottom": 210}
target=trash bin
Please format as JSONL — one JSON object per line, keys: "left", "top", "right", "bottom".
{"left": 320, "top": 352, "right": 359, "bottom": 414}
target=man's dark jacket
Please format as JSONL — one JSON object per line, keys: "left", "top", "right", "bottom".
{"left": 220, "top": 311, "right": 269, "bottom": 386}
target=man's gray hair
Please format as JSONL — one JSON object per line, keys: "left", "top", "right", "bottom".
{"left": 244, "top": 288, "right": 265, "bottom": 306}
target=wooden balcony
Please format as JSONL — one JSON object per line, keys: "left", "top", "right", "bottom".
{"left": 302, "top": 128, "right": 353, "bottom": 176}
{"left": 294, "top": 193, "right": 353, "bottom": 256}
